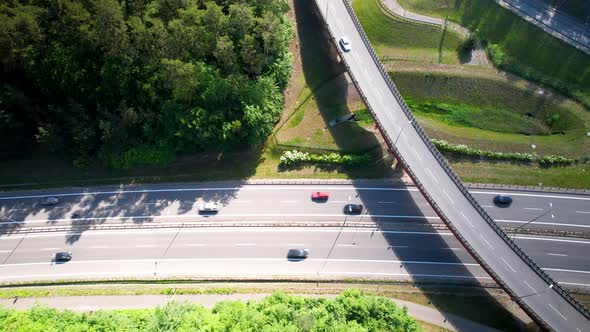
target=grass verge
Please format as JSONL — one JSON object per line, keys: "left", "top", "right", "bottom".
{"left": 388, "top": 62, "right": 590, "bottom": 158}
{"left": 353, "top": 0, "right": 463, "bottom": 64}
{"left": 397, "top": 0, "right": 590, "bottom": 107}
{"left": 451, "top": 160, "right": 590, "bottom": 189}
{"left": 0, "top": 281, "right": 526, "bottom": 331}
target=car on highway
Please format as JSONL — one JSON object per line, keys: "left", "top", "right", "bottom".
{"left": 53, "top": 252, "right": 72, "bottom": 262}
{"left": 311, "top": 192, "right": 329, "bottom": 201}
{"left": 199, "top": 201, "right": 220, "bottom": 212}
{"left": 493, "top": 195, "right": 513, "bottom": 205}
{"left": 339, "top": 36, "right": 351, "bottom": 52}
{"left": 42, "top": 196, "right": 60, "bottom": 205}
{"left": 344, "top": 204, "right": 363, "bottom": 214}
{"left": 287, "top": 249, "right": 309, "bottom": 259}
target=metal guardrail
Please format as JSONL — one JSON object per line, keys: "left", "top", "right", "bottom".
{"left": 333, "top": 0, "right": 590, "bottom": 323}
{"left": 0, "top": 221, "right": 450, "bottom": 234}
{"left": 494, "top": 0, "right": 590, "bottom": 56}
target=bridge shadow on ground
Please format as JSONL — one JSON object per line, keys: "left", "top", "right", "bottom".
{"left": 352, "top": 181, "right": 526, "bottom": 331}
{"left": 294, "top": 0, "right": 528, "bottom": 329}
{"left": 288, "top": 0, "right": 396, "bottom": 179}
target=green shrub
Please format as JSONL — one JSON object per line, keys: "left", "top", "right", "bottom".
{"left": 100, "top": 145, "right": 175, "bottom": 169}
{"left": 539, "top": 155, "right": 575, "bottom": 167}
{"left": 432, "top": 139, "right": 580, "bottom": 167}
{"left": 279, "top": 150, "right": 371, "bottom": 167}
{"left": 432, "top": 138, "right": 535, "bottom": 162}
{"left": 0, "top": 291, "right": 421, "bottom": 332}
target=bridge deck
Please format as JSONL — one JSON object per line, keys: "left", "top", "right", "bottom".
{"left": 314, "top": 0, "right": 589, "bottom": 330}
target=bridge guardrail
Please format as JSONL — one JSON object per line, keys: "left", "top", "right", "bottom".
{"left": 335, "top": 0, "right": 590, "bottom": 321}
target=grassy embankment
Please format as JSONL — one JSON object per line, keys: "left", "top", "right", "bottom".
{"left": 398, "top": 0, "right": 590, "bottom": 107}
{"left": 354, "top": 0, "right": 590, "bottom": 188}
{"left": 353, "top": 0, "right": 463, "bottom": 64}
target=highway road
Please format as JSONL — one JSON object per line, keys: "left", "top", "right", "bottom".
{"left": 316, "top": 0, "right": 589, "bottom": 330}
{"left": 1, "top": 183, "right": 589, "bottom": 232}
{"left": 0, "top": 227, "right": 588, "bottom": 288}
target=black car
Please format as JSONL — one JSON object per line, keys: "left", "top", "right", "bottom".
{"left": 344, "top": 204, "right": 363, "bottom": 214}
{"left": 287, "top": 249, "right": 309, "bottom": 259}
{"left": 54, "top": 252, "right": 72, "bottom": 262}
{"left": 493, "top": 195, "right": 513, "bottom": 205}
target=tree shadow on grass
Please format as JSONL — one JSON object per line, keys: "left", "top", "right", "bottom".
{"left": 293, "top": 0, "right": 394, "bottom": 173}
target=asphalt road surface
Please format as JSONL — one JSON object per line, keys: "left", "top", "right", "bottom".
{"left": 1, "top": 183, "right": 589, "bottom": 231}
{"left": 316, "top": 0, "right": 589, "bottom": 330}
{"left": 0, "top": 227, "right": 588, "bottom": 289}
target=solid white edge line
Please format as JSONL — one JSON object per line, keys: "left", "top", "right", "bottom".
{"left": 496, "top": 219, "right": 590, "bottom": 228}
{"left": 0, "top": 213, "right": 442, "bottom": 225}
{"left": 0, "top": 257, "right": 482, "bottom": 268}
{"left": 543, "top": 267, "right": 590, "bottom": 274}
{"left": 470, "top": 190, "right": 590, "bottom": 201}
{"left": 0, "top": 271, "right": 494, "bottom": 281}
{"left": 1, "top": 186, "right": 588, "bottom": 202}
{"left": 0, "top": 186, "right": 424, "bottom": 201}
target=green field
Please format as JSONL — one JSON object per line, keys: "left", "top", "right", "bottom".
{"left": 353, "top": 0, "right": 463, "bottom": 64}
{"left": 397, "top": 0, "right": 456, "bottom": 18}
{"left": 389, "top": 63, "right": 590, "bottom": 158}
{"left": 396, "top": 0, "right": 590, "bottom": 105}
{"left": 450, "top": 160, "right": 590, "bottom": 189}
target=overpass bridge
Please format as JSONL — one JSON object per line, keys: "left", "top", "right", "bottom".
{"left": 312, "top": 0, "right": 590, "bottom": 330}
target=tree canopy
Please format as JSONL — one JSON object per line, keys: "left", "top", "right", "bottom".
{"left": 0, "top": 0, "right": 293, "bottom": 167}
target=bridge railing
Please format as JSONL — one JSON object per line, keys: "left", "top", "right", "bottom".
{"left": 333, "top": 0, "right": 590, "bottom": 320}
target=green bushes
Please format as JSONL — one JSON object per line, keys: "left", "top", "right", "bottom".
{"left": 539, "top": 155, "right": 575, "bottom": 167}
{"left": 0, "top": 290, "right": 421, "bottom": 332}
{"left": 279, "top": 150, "right": 372, "bottom": 167}
{"left": 99, "top": 145, "right": 175, "bottom": 169}
{"left": 432, "top": 139, "right": 578, "bottom": 167}
{"left": 432, "top": 139, "right": 534, "bottom": 161}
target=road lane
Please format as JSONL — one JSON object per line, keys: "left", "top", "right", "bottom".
{"left": 1, "top": 184, "right": 590, "bottom": 230}
{"left": 0, "top": 228, "right": 588, "bottom": 287}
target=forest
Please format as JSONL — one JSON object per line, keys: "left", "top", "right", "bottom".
{"left": 0, "top": 290, "right": 421, "bottom": 331}
{"left": 0, "top": 0, "right": 294, "bottom": 168}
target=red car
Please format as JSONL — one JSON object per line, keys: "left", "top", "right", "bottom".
{"left": 311, "top": 192, "right": 329, "bottom": 200}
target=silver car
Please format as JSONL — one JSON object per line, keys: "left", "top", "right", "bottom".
{"left": 42, "top": 196, "right": 60, "bottom": 205}
{"left": 198, "top": 201, "right": 220, "bottom": 212}
{"left": 287, "top": 249, "right": 310, "bottom": 259}
{"left": 339, "top": 36, "right": 351, "bottom": 52}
